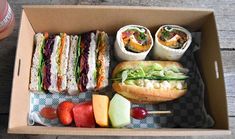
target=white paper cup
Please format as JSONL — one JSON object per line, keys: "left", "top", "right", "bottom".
{"left": 114, "top": 25, "right": 153, "bottom": 61}
{"left": 153, "top": 25, "right": 192, "bottom": 61}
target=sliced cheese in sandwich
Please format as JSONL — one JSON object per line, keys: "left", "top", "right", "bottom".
{"left": 29, "top": 33, "right": 45, "bottom": 92}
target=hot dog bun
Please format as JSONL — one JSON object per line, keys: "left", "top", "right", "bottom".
{"left": 112, "top": 61, "right": 187, "bottom": 104}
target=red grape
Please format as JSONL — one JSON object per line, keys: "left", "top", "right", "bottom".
{"left": 40, "top": 107, "right": 57, "bottom": 120}
{"left": 131, "top": 107, "right": 148, "bottom": 120}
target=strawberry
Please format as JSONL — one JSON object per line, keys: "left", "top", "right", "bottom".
{"left": 57, "top": 101, "right": 74, "bottom": 125}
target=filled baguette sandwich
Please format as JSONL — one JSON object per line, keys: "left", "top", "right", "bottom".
{"left": 112, "top": 61, "right": 188, "bottom": 104}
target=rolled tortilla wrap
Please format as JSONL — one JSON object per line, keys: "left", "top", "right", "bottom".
{"left": 114, "top": 25, "right": 153, "bottom": 61}
{"left": 153, "top": 25, "right": 192, "bottom": 61}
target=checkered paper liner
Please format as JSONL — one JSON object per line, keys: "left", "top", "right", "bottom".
{"left": 28, "top": 32, "right": 214, "bottom": 128}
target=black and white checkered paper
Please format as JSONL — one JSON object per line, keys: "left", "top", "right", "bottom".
{"left": 29, "top": 33, "right": 214, "bottom": 128}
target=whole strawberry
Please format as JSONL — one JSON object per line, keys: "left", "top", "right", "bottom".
{"left": 57, "top": 101, "right": 74, "bottom": 125}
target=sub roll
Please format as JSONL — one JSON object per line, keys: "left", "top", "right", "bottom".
{"left": 112, "top": 61, "right": 189, "bottom": 104}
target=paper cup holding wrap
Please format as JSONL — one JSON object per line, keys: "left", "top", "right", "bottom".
{"left": 114, "top": 25, "right": 153, "bottom": 61}
{"left": 153, "top": 25, "right": 192, "bottom": 61}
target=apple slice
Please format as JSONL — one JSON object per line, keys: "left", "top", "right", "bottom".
{"left": 92, "top": 94, "right": 109, "bottom": 127}
{"left": 72, "top": 101, "right": 95, "bottom": 128}
{"left": 108, "top": 94, "right": 131, "bottom": 128}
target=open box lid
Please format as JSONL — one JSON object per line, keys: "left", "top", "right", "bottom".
{"left": 8, "top": 5, "right": 230, "bottom": 136}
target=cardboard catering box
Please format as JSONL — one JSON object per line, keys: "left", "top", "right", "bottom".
{"left": 8, "top": 5, "right": 230, "bottom": 136}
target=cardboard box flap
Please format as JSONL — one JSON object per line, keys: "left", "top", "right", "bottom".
{"left": 197, "top": 13, "right": 228, "bottom": 129}
{"left": 22, "top": 5, "right": 213, "bottom": 34}
{"left": 8, "top": 10, "right": 35, "bottom": 129}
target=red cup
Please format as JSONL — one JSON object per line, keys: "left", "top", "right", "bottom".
{"left": 0, "top": 0, "right": 15, "bottom": 40}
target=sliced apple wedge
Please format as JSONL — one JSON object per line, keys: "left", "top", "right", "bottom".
{"left": 73, "top": 101, "right": 95, "bottom": 128}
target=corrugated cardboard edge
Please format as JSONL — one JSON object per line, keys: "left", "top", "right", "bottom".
{"left": 22, "top": 5, "right": 214, "bottom": 12}
{"left": 8, "top": 126, "right": 231, "bottom": 136}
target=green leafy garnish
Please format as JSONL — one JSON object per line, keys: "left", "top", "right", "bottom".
{"left": 56, "top": 38, "right": 61, "bottom": 75}
{"left": 124, "top": 80, "right": 135, "bottom": 85}
{"left": 38, "top": 36, "right": 46, "bottom": 91}
{"left": 162, "top": 30, "right": 170, "bottom": 39}
{"left": 112, "top": 76, "right": 188, "bottom": 81}
{"left": 143, "top": 63, "right": 163, "bottom": 72}
{"left": 137, "top": 32, "right": 146, "bottom": 41}
{"left": 75, "top": 35, "right": 81, "bottom": 82}
{"left": 121, "top": 70, "right": 128, "bottom": 83}
{"left": 112, "top": 64, "right": 188, "bottom": 82}
{"left": 38, "top": 61, "right": 45, "bottom": 91}
{"left": 93, "top": 71, "right": 97, "bottom": 81}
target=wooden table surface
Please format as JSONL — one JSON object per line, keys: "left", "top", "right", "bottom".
{"left": 0, "top": 0, "right": 234, "bottom": 138}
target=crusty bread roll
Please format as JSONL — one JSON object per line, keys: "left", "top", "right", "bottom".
{"left": 112, "top": 61, "right": 187, "bottom": 104}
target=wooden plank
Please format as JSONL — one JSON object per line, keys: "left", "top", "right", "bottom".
{"left": 9, "top": 0, "right": 235, "bottom": 17}
{"left": 7, "top": 0, "right": 235, "bottom": 48}
{"left": 10, "top": 0, "right": 235, "bottom": 17}
{"left": 216, "top": 15, "right": 235, "bottom": 31}
{"left": 221, "top": 51, "right": 235, "bottom": 77}
{"left": 0, "top": 96, "right": 10, "bottom": 114}
{"left": 221, "top": 51, "right": 235, "bottom": 116}
{"left": 219, "top": 31, "right": 235, "bottom": 49}
{"left": 78, "top": 0, "right": 235, "bottom": 17}
{"left": 227, "top": 96, "right": 235, "bottom": 117}
{"left": 0, "top": 40, "right": 16, "bottom": 114}
{"left": 188, "top": 117, "right": 235, "bottom": 139}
